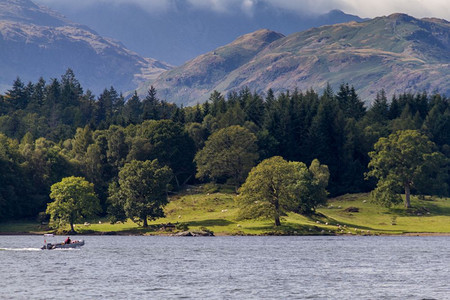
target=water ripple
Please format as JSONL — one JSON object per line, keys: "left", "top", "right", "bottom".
{"left": 0, "top": 235, "right": 449, "bottom": 299}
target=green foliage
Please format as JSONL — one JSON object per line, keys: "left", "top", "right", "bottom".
{"left": 142, "top": 86, "right": 160, "bottom": 120}
{"left": 47, "top": 176, "right": 100, "bottom": 232}
{"left": 201, "top": 183, "right": 220, "bottom": 194}
{"left": 129, "top": 120, "right": 195, "bottom": 187}
{"left": 21, "top": 137, "right": 72, "bottom": 192}
{"left": 0, "top": 133, "right": 58, "bottom": 220}
{"left": 109, "top": 159, "right": 173, "bottom": 227}
{"left": 301, "top": 159, "right": 330, "bottom": 212}
{"left": 176, "top": 222, "right": 189, "bottom": 231}
{"left": 237, "top": 156, "right": 329, "bottom": 226}
{"left": 336, "top": 83, "right": 366, "bottom": 120}
{"left": 366, "top": 89, "right": 389, "bottom": 123}
{"left": 123, "top": 91, "right": 142, "bottom": 124}
{"left": 106, "top": 181, "right": 127, "bottom": 224}
{"left": 3, "top": 190, "right": 450, "bottom": 236}
{"left": 369, "top": 178, "right": 403, "bottom": 207}
{"left": 194, "top": 125, "right": 258, "bottom": 189}
{"left": 367, "top": 130, "right": 448, "bottom": 208}
{"left": 0, "top": 70, "right": 449, "bottom": 222}
{"left": 185, "top": 122, "right": 208, "bottom": 150}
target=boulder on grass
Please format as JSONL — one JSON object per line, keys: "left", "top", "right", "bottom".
{"left": 344, "top": 207, "right": 359, "bottom": 213}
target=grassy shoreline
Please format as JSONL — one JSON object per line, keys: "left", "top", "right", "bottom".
{"left": 1, "top": 187, "right": 450, "bottom": 236}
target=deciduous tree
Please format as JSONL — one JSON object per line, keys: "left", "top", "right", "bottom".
{"left": 194, "top": 125, "right": 258, "bottom": 189}
{"left": 237, "top": 156, "right": 329, "bottom": 226}
{"left": 128, "top": 120, "right": 195, "bottom": 187}
{"left": 47, "top": 176, "right": 100, "bottom": 233}
{"left": 110, "top": 159, "right": 172, "bottom": 227}
{"left": 367, "top": 130, "right": 448, "bottom": 208}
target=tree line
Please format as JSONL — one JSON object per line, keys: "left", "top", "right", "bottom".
{"left": 0, "top": 69, "right": 448, "bottom": 225}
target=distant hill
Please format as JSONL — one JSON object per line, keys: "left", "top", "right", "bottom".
{"left": 34, "top": 0, "right": 364, "bottom": 65}
{"left": 143, "top": 14, "right": 450, "bottom": 106}
{"left": 136, "top": 29, "right": 285, "bottom": 103}
{"left": 0, "top": 0, "right": 171, "bottom": 95}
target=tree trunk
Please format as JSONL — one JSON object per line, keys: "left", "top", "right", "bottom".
{"left": 234, "top": 173, "right": 240, "bottom": 193}
{"left": 274, "top": 216, "right": 281, "bottom": 227}
{"left": 174, "top": 175, "right": 180, "bottom": 189}
{"left": 70, "top": 222, "right": 76, "bottom": 233}
{"left": 274, "top": 198, "right": 281, "bottom": 226}
{"left": 182, "top": 174, "right": 193, "bottom": 187}
{"left": 143, "top": 217, "right": 148, "bottom": 227}
{"left": 404, "top": 184, "right": 411, "bottom": 208}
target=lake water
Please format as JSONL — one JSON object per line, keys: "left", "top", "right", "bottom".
{"left": 0, "top": 235, "right": 449, "bottom": 299}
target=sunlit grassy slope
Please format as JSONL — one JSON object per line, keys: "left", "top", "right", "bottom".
{"left": 1, "top": 186, "right": 449, "bottom": 235}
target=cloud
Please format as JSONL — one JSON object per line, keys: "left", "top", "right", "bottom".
{"left": 328, "top": 0, "right": 450, "bottom": 19}
{"left": 186, "top": 0, "right": 234, "bottom": 13}
{"left": 34, "top": 0, "right": 450, "bottom": 19}
{"left": 261, "top": 0, "right": 449, "bottom": 19}
{"left": 242, "top": 0, "right": 257, "bottom": 16}
{"left": 36, "top": 0, "right": 172, "bottom": 12}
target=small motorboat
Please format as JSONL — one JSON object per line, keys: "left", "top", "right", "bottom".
{"left": 41, "top": 234, "right": 85, "bottom": 250}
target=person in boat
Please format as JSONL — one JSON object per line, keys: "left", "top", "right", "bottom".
{"left": 64, "top": 237, "right": 71, "bottom": 244}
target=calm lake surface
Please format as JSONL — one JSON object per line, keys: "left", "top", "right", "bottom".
{"left": 0, "top": 235, "right": 449, "bottom": 299}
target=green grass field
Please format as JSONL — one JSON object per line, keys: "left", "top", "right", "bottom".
{"left": 1, "top": 185, "right": 449, "bottom": 235}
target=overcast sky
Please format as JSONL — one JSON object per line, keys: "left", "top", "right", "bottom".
{"left": 35, "top": 0, "right": 450, "bottom": 19}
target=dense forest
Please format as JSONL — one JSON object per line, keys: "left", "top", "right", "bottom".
{"left": 0, "top": 69, "right": 449, "bottom": 221}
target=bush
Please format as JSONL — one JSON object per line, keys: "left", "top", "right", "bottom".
{"left": 200, "top": 226, "right": 214, "bottom": 235}
{"left": 176, "top": 222, "right": 189, "bottom": 231}
{"left": 37, "top": 211, "right": 49, "bottom": 224}
{"left": 202, "top": 183, "right": 219, "bottom": 194}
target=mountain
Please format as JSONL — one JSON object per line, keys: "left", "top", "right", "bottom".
{"left": 0, "top": 0, "right": 171, "bottom": 94}
{"left": 34, "top": 0, "right": 364, "bottom": 65}
{"left": 143, "top": 14, "right": 450, "bottom": 105}
{"left": 137, "top": 29, "right": 285, "bottom": 103}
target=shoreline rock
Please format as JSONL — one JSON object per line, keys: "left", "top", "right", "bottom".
{"left": 173, "top": 230, "right": 214, "bottom": 237}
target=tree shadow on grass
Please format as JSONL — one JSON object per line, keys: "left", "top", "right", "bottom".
{"left": 242, "top": 222, "right": 328, "bottom": 234}
{"left": 306, "top": 214, "right": 394, "bottom": 232}
{"left": 389, "top": 201, "right": 450, "bottom": 217}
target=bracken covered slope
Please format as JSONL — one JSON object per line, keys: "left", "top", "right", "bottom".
{"left": 137, "top": 29, "right": 284, "bottom": 104}
{"left": 145, "top": 14, "right": 449, "bottom": 105}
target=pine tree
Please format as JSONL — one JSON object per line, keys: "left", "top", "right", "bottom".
{"left": 388, "top": 94, "right": 401, "bottom": 119}
{"left": 193, "top": 103, "right": 203, "bottom": 123}
{"left": 243, "top": 92, "right": 265, "bottom": 127}
{"left": 142, "top": 86, "right": 160, "bottom": 120}
{"left": 6, "top": 77, "right": 28, "bottom": 110}
{"left": 61, "top": 68, "right": 82, "bottom": 106}
{"left": 210, "top": 90, "right": 225, "bottom": 117}
{"left": 336, "top": 83, "right": 366, "bottom": 120}
{"left": 203, "top": 100, "right": 210, "bottom": 117}
{"left": 124, "top": 92, "right": 141, "bottom": 124}
{"left": 367, "top": 89, "right": 389, "bottom": 122}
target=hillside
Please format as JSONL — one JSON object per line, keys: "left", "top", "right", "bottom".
{"left": 137, "top": 29, "right": 285, "bottom": 104}
{"left": 2, "top": 189, "right": 450, "bottom": 236}
{"left": 34, "top": 0, "right": 365, "bottom": 65}
{"left": 144, "top": 14, "right": 450, "bottom": 106}
{"left": 0, "top": 0, "right": 171, "bottom": 94}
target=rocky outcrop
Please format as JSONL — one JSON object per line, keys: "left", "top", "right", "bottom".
{"left": 174, "top": 230, "right": 214, "bottom": 237}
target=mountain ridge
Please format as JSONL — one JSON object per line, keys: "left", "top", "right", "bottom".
{"left": 33, "top": 0, "right": 365, "bottom": 65}
{"left": 0, "top": 0, "right": 171, "bottom": 94}
{"left": 142, "top": 14, "right": 449, "bottom": 105}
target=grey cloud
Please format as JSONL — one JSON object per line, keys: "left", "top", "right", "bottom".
{"left": 34, "top": 0, "right": 450, "bottom": 19}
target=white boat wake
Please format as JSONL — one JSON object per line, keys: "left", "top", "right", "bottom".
{"left": 1, "top": 247, "right": 81, "bottom": 251}
{"left": 0, "top": 248, "right": 42, "bottom": 251}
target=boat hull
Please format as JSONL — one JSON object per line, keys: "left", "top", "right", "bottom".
{"left": 41, "top": 240, "right": 85, "bottom": 250}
